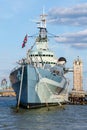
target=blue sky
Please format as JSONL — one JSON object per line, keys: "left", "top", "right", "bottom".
{"left": 0, "top": 0, "right": 87, "bottom": 90}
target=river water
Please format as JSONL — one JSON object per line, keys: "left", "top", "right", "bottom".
{"left": 0, "top": 97, "right": 87, "bottom": 130}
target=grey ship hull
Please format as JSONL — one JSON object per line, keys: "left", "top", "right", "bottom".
{"left": 10, "top": 64, "right": 68, "bottom": 108}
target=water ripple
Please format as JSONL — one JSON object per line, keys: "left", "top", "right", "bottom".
{"left": 0, "top": 97, "right": 87, "bottom": 130}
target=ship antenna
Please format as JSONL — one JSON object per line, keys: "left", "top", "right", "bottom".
{"left": 37, "top": 9, "right": 47, "bottom": 29}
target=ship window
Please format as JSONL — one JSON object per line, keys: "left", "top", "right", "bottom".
{"left": 43, "top": 54, "right": 53, "bottom": 57}
{"left": 45, "top": 62, "right": 50, "bottom": 64}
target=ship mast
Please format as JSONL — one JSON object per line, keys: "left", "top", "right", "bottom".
{"left": 37, "top": 8, "right": 47, "bottom": 29}
{"left": 36, "top": 11, "right": 48, "bottom": 50}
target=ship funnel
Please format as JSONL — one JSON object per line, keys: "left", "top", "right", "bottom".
{"left": 58, "top": 57, "right": 67, "bottom": 65}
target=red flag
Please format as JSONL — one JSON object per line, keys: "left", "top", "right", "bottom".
{"left": 22, "top": 34, "right": 28, "bottom": 48}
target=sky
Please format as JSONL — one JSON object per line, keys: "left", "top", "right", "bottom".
{"left": 0, "top": 0, "right": 87, "bottom": 90}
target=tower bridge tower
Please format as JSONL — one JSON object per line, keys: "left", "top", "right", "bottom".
{"left": 73, "top": 57, "right": 82, "bottom": 91}
{"left": 72, "top": 56, "right": 85, "bottom": 97}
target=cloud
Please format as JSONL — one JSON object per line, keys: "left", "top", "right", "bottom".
{"left": 71, "top": 43, "right": 87, "bottom": 49}
{"left": 55, "top": 29, "right": 87, "bottom": 49}
{"left": 48, "top": 3, "right": 87, "bottom": 26}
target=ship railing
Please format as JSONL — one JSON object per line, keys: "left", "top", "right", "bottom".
{"left": 11, "top": 66, "right": 20, "bottom": 73}
{"left": 11, "top": 58, "right": 30, "bottom": 73}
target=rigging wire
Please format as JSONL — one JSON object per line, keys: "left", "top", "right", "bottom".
{"left": 27, "top": 32, "right": 60, "bottom": 38}
{"left": 47, "top": 32, "right": 60, "bottom": 38}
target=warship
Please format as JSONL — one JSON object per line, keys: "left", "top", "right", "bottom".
{"left": 10, "top": 11, "right": 69, "bottom": 108}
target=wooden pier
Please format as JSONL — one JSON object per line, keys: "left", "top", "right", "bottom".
{"left": 68, "top": 91, "right": 87, "bottom": 105}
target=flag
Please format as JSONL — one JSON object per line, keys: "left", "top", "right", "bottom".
{"left": 22, "top": 34, "right": 28, "bottom": 48}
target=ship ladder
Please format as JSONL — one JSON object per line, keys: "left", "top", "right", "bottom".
{"left": 16, "top": 65, "right": 24, "bottom": 112}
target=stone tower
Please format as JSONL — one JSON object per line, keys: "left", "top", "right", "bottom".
{"left": 72, "top": 56, "right": 85, "bottom": 97}
{"left": 73, "top": 56, "right": 83, "bottom": 91}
